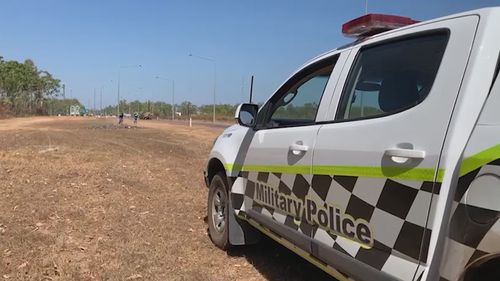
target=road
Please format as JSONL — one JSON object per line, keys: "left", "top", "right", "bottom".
{"left": 156, "top": 118, "right": 233, "bottom": 129}
{"left": 0, "top": 117, "right": 334, "bottom": 281}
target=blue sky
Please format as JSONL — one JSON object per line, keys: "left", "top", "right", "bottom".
{"left": 0, "top": 0, "right": 498, "bottom": 108}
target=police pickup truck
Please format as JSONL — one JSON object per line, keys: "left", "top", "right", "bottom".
{"left": 203, "top": 7, "right": 500, "bottom": 281}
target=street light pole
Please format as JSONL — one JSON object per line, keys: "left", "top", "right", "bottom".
{"left": 188, "top": 53, "right": 216, "bottom": 123}
{"left": 117, "top": 65, "right": 142, "bottom": 115}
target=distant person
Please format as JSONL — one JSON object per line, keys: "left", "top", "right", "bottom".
{"left": 133, "top": 112, "right": 139, "bottom": 125}
{"left": 118, "top": 112, "right": 124, "bottom": 125}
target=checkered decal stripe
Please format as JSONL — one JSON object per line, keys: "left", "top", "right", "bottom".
{"left": 231, "top": 170, "right": 440, "bottom": 278}
{"left": 439, "top": 159, "right": 500, "bottom": 281}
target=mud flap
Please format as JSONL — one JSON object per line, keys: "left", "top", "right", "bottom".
{"left": 227, "top": 177, "right": 261, "bottom": 245}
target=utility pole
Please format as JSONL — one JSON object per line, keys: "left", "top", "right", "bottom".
{"left": 240, "top": 77, "right": 245, "bottom": 102}
{"left": 172, "top": 81, "right": 175, "bottom": 120}
{"left": 100, "top": 88, "right": 103, "bottom": 116}
{"left": 93, "top": 88, "right": 96, "bottom": 116}
{"left": 154, "top": 76, "right": 175, "bottom": 120}
{"left": 62, "top": 84, "right": 66, "bottom": 99}
{"left": 117, "top": 73, "right": 120, "bottom": 115}
{"left": 117, "top": 65, "right": 142, "bottom": 115}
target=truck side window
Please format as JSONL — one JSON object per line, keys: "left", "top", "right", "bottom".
{"left": 258, "top": 56, "right": 337, "bottom": 128}
{"left": 336, "top": 32, "right": 449, "bottom": 121}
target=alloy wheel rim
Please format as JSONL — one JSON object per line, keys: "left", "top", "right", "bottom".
{"left": 212, "top": 188, "right": 226, "bottom": 232}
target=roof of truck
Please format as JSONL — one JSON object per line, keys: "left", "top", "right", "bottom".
{"left": 305, "top": 6, "right": 500, "bottom": 66}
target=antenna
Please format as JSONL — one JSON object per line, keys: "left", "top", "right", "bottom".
{"left": 249, "top": 76, "right": 254, "bottom": 104}
{"left": 365, "top": 0, "right": 368, "bottom": 14}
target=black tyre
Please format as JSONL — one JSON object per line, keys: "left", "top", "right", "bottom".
{"left": 207, "top": 172, "right": 230, "bottom": 250}
{"left": 462, "top": 256, "right": 500, "bottom": 281}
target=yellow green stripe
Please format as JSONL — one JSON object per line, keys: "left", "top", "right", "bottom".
{"left": 225, "top": 163, "right": 443, "bottom": 182}
{"left": 225, "top": 163, "right": 311, "bottom": 174}
{"left": 313, "top": 165, "right": 443, "bottom": 181}
{"left": 461, "top": 144, "right": 500, "bottom": 176}
{"left": 225, "top": 143, "right": 500, "bottom": 182}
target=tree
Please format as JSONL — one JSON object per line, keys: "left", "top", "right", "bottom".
{"left": 178, "top": 101, "right": 197, "bottom": 117}
{"left": 46, "top": 98, "right": 84, "bottom": 115}
{"left": 0, "top": 57, "right": 61, "bottom": 116}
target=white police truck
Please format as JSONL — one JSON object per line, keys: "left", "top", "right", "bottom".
{"left": 203, "top": 8, "right": 500, "bottom": 281}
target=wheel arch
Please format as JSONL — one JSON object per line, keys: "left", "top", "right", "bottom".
{"left": 206, "top": 157, "right": 261, "bottom": 246}
{"left": 206, "top": 157, "right": 227, "bottom": 187}
{"left": 461, "top": 253, "right": 500, "bottom": 281}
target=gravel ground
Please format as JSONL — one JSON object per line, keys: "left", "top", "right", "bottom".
{"left": 0, "top": 117, "right": 335, "bottom": 281}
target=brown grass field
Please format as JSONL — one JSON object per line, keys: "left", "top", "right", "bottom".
{"left": 0, "top": 117, "right": 334, "bottom": 281}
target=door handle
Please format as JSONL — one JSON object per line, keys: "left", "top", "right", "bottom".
{"left": 289, "top": 143, "right": 309, "bottom": 155}
{"left": 385, "top": 148, "right": 425, "bottom": 163}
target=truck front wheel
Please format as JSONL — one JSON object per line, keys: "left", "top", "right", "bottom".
{"left": 207, "top": 172, "right": 230, "bottom": 250}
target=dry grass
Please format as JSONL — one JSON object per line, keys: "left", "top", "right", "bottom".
{"left": 0, "top": 117, "right": 334, "bottom": 281}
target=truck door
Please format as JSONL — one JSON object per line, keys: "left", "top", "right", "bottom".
{"left": 310, "top": 17, "right": 478, "bottom": 281}
{"left": 231, "top": 53, "right": 347, "bottom": 253}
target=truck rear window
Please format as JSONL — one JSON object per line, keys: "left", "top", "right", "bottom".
{"left": 336, "top": 32, "right": 449, "bottom": 121}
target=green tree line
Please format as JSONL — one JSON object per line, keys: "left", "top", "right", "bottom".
{"left": 102, "top": 100, "right": 239, "bottom": 120}
{"left": 47, "top": 98, "right": 86, "bottom": 116}
{"left": 0, "top": 56, "right": 69, "bottom": 116}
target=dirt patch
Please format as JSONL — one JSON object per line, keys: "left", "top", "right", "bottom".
{"left": 0, "top": 117, "right": 334, "bottom": 281}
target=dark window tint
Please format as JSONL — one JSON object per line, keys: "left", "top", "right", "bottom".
{"left": 336, "top": 32, "right": 449, "bottom": 121}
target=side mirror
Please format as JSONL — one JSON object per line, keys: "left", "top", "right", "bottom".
{"left": 235, "top": 103, "right": 258, "bottom": 127}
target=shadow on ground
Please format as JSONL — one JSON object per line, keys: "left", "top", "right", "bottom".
{"left": 227, "top": 236, "right": 337, "bottom": 281}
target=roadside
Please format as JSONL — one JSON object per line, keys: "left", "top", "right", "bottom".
{"left": 0, "top": 117, "right": 334, "bottom": 281}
